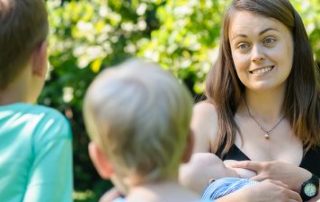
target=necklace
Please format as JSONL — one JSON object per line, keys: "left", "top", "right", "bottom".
{"left": 244, "top": 99, "right": 285, "bottom": 140}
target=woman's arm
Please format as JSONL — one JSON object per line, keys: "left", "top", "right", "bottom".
{"left": 180, "top": 102, "right": 242, "bottom": 193}
{"left": 215, "top": 179, "right": 302, "bottom": 202}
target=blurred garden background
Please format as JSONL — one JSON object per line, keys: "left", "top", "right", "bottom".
{"left": 43, "top": 0, "right": 320, "bottom": 201}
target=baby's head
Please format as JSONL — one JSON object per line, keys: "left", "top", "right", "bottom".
{"left": 84, "top": 59, "right": 194, "bottom": 189}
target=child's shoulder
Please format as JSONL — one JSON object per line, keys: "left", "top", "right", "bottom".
{"left": 8, "top": 103, "right": 67, "bottom": 122}
{"left": 25, "top": 103, "right": 66, "bottom": 119}
{"left": 28, "top": 104, "right": 72, "bottom": 138}
{"left": 0, "top": 103, "right": 71, "bottom": 138}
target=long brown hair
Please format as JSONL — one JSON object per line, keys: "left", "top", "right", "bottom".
{"left": 205, "top": 0, "right": 320, "bottom": 156}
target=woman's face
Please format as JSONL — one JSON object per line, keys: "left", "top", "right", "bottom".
{"left": 228, "top": 11, "right": 294, "bottom": 92}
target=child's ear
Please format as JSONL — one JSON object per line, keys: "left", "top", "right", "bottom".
{"left": 88, "top": 142, "right": 114, "bottom": 179}
{"left": 31, "top": 41, "right": 48, "bottom": 77}
{"left": 181, "top": 129, "right": 195, "bottom": 163}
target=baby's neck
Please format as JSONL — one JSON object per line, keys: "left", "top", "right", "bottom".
{"left": 126, "top": 180, "right": 199, "bottom": 202}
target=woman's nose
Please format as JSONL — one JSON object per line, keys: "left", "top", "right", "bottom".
{"left": 252, "top": 56, "right": 264, "bottom": 63}
{"left": 251, "top": 45, "right": 265, "bottom": 63}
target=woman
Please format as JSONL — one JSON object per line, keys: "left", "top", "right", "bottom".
{"left": 183, "top": 0, "right": 320, "bottom": 201}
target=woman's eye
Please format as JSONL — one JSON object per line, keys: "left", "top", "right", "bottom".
{"left": 263, "top": 37, "right": 276, "bottom": 46}
{"left": 237, "top": 43, "right": 250, "bottom": 50}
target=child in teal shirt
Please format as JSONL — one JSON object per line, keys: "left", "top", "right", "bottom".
{"left": 0, "top": 0, "right": 73, "bottom": 201}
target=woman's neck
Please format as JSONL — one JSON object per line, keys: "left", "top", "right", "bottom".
{"left": 241, "top": 86, "right": 286, "bottom": 123}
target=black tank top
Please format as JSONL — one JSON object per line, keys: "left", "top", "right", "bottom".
{"left": 216, "top": 144, "right": 320, "bottom": 176}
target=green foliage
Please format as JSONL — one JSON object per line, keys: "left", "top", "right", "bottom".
{"left": 299, "top": 0, "right": 320, "bottom": 61}
{"left": 44, "top": 1, "right": 320, "bottom": 201}
{"left": 138, "top": 0, "right": 230, "bottom": 94}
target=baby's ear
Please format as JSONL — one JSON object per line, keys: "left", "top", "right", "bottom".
{"left": 88, "top": 142, "right": 114, "bottom": 179}
{"left": 31, "top": 41, "right": 48, "bottom": 77}
{"left": 181, "top": 129, "right": 195, "bottom": 163}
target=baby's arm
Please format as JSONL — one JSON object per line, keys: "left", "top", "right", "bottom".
{"left": 224, "top": 160, "right": 256, "bottom": 178}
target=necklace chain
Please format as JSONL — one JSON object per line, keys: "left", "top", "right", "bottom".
{"left": 244, "top": 99, "right": 285, "bottom": 139}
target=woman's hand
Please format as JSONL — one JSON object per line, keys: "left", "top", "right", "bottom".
{"left": 229, "top": 160, "right": 311, "bottom": 191}
{"left": 217, "top": 179, "right": 302, "bottom": 202}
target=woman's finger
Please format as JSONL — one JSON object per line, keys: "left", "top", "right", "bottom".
{"left": 230, "top": 160, "right": 263, "bottom": 171}
{"left": 251, "top": 174, "right": 268, "bottom": 181}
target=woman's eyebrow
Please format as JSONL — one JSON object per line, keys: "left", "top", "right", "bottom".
{"left": 230, "top": 27, "right": 279, "bottom": 42}
{"left": 259, "top": 27, "right": 279, "bottom": 35}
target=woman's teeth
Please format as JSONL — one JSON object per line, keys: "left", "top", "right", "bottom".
{"left": 250, "top": 66, "right": 274, "bottom": 74}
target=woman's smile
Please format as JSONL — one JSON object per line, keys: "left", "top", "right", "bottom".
{"left": 249, "top": 65, "right": 275, "bottom": 76}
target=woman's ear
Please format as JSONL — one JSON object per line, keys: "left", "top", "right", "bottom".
{"left": 31, "top": 41, "right": 48, "bottom": 78}
{"left": 181, "top": 129, "right": 195, "bottom": 163}
{"left": 88, "top": 142, "right": 114, "bottom": 179}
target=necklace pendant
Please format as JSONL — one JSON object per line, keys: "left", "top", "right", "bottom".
{"left": 264, "top": 133, "right": 270, "bottom": 139}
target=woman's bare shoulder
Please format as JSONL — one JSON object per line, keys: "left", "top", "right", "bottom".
{"left": 193, "top": 101, "right": 218, "bottom": 122}
{"left": 191, "top": 101, "right": 219, "bottom": 152}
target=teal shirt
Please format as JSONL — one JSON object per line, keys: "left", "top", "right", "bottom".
{"left": 0, "top": 103, "right": 73, "bottom": 202}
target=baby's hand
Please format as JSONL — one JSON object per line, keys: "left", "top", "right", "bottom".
{"left": 224, "top": 160, "right": 256, "bottom": 178}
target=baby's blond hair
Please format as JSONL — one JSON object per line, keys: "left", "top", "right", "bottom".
{"left": 84, "top": 59, "right": 193, "bottom": 184}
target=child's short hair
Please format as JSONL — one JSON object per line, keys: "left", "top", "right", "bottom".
{"left": 0, "top": 0, "right": 48, "bottom": 89}
{"left": 84, "top": 59, "right": 193, "bottom": 184}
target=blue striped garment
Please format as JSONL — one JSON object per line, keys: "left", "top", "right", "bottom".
{"left": 201, "top": 177, "right": 257, "bottom": 200}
